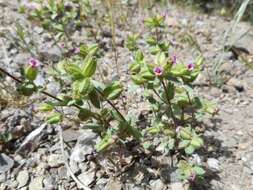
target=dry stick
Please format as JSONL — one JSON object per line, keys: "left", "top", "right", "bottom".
{"left": 58, "top": 125, "right": 91, "bottom": 190}
{"left": 106, "top": 0, "right": 120, "bottom": 76}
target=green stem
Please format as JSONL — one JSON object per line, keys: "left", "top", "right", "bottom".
{"left": 94, "top": 87, "right": 126, "bottom": 122}
{"left": 161, "top": 79, "right": 177, "bottom": 126}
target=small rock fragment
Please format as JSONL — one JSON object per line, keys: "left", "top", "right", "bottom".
{"left": 0, "top": 153, "right": 14, "bottom": 173}
{"left": 17, "top": 170, "right": 29, "bottom": 188}
{"left": 29, "top": 177, "right": 43, "bottom": 190}
{"left": 207, "top": 158, "right": 220, "bottom": 171}
{"left": 150, "top": 179, "right": 166, "bottom": 190}
{"left": 77, "top": 170, "right": 95, "bottom": 187}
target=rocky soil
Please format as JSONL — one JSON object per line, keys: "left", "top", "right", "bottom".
{"left": 0, "top": 0, "right": 253, "bottom": 190}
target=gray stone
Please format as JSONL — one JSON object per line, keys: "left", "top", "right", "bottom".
{"left": 170, "top": 182, "right": 188, "bottom": 190}
{"left": 77, "top": 170, "right": 95, "bottom": 187}
{"left": 29, "top": 177, "right": 44, "bottom": 190}
{"left": 47, "top": 154, "right": 63, "bottom": 168}
{"left": 104, "top": 178, "right": 123, "bottom": 190}
{"left": 0, "top": 173, "right": 6, "bottom": 183}
{"left": 150, "top": 179, "right": 166, "bottom": 190}
{"left": 0, "top": 153, "right": 14, "bottom": 173}
{"left": 10, "top": 180, "right": 19, "bottom": 189}
{"left": 17, "top": 170, "right": 29, "bottom": 188}
{"left": 207, "top": 158, "right": 220, "bottom": 171}
{"left": 62, "top": 129, "right": 80, "bottom": 142}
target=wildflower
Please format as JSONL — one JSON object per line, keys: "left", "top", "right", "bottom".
{"left": 153, "top": 66, "right": 163, "bottom": 76}
{"left": 28, "top": 58, "right": 39, "bottom": 68}
{"left": 60, "top": 43, "right": 65, "bottom": 48}
{"left": 176, "top": 126, "right": 181, "bottom": 133}
{"left": 73, "top": 47, "right": 80, "bottom": 54}
{"left": 170, "top": 38, "right": 177, "bottom": 47}
{"left": 188, "top": 172, "right": 196, "bottom": 182}
{"left": 187, "top": 62, "right": 195, "bottom": 71}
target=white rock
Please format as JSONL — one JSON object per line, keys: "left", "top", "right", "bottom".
{"left": 77, "top": 170, "right": 95, "bottom": 187}
{"left": 17, "top": 170, "right": 29, "bottom": 188}
{"left": 150, "top": 179, "right": 166, "bottom": 190}
{"left": 47, "top": 154, "right": 63, "bottom": 168}
{"left": 207, "top": 158, "right": 220, "bottom": 171}
{"left": 170, "top": 182, "right": 187, "bottom": 190}
{"left": 29, "top": 177, "right": 43, "bottom": 190}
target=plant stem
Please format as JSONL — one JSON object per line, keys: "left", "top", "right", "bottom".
{"left": 94, "top": 87, "right": 126, "bottom": 122}
{"left": 161, "top": 79, "right": 177, "bottom": 126}
{"left": 106, "top": 0, "right": 120, "bottom": 76}
{"left": 186, "top": 91, "right": 196, "bottom": 125}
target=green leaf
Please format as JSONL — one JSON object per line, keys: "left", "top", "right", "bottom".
{"left": 126, "top": 34, "right": 139, "bottom": 51}
{"left": 191, "top": 136, "right": 204, "bottom": 148}
{"left": 178, "top": 140, "right": 190, "bottom": 149}
{"left": 147, "top": 126, "right": 161, "bottom": 134}
{"left": 170, "top": 63, "right": 188, "bottom": 77}
{"left": 146, "top": 36, "right": 157, "bottom": 46}
{"left": 193, "top": 166, "right": 205, "bottom": 176}
{"left": 179, "top": 128, "right": 192, "bottom": 140}
{"left": 78, "top": 78, "right": 93, "bottom": 95}
{"left": 18, "top": 82, "right": 37, "bottom": 96}
{"left": 131, "top": 75, "right": 146, "bottom": 85}
{"left": 82, "top": 56, "right": 97, "bottom": 77}
{"left": 89, "top": 89, "right": 100, "bottom": 108}
{"left": 185, "top": 145, "right": 195, "bottom": 155}
{"left": 82, "top": 123, "right": 103, "bottom": 133}
{"left": 118, "top": 121, "right": 142, "bottom": 140}
{"left": 38, "top": 103, "right": 54, "bottom": 112}
{"left": 96, "top": 134, "right": 114, "bottom": 152}
{"left": 103, "top": 81, "right": 123, "bottom": 100}
{"left": 129, "top": 63, "right": 141, "bottom": 73}
{"left": 64, "top": 63, "right": 84, "bottom": 80}
{"left": 166, "top": 82, "right": 175, "bottom": 100}
{"left": 155, "top": 52, "right": 166, "bottom": 66}
{"left": 140, "top": 67, "right": 155, "bottom": 80}
{"left": 25, "top": 66, "right": 37, "bottom": 81}
{"left": 78, "top": 108, "right": 94, "bottom": 121}
{"left": 47, "top": 113, "right": 62, "bottom": 124}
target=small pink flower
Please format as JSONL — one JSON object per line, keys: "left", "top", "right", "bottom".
{"left": 28, "top": 58, "right": 39, "bottom": 68}
{"left": 176, "top": 126, "right": 181, "bottom": 133}
{"left": 153, "top": 66, "right": 163, "bottom": 76}
{"left": 188, "top": 172, "right": 196, "bottom": 182}
{"left": 162, "top": 12, "right": 167, "bottom": 19}
{"left": 187, "top": 62, "right": 195, "bottom": 71}
{"left": 73, "top": 47, "right": 80, "bottom": 54}
{"left": 60, "top": 43, "right": 65, "bottom": 48}
{"left": 171, "top": 54, "right": 177, "bottom": 64}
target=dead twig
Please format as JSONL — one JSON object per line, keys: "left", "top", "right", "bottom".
{"left": 58, "top": 125, "right": 91, "bottom": 190}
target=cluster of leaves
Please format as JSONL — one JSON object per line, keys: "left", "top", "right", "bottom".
{"left": 22, "top": 44, "right": 141, "bottom": 152}
{"left": 126, "top": 15, "right": 217, "bottom": 182}
{"left": 20, "top": 0, "right": 94, "bottom": 38}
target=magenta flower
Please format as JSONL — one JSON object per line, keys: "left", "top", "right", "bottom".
{"left": 176, "top": 126, "right": 181, "bottom": 133}
{"left": 153, "top": 66, "right": 163, "bottom": 76}
{"left": 188, "top": 172, "right": 196, "bottom": 182}
{"left": 73, "top": 47, "right": 80, "bottom": 54}
{"left": 162, "top": 12, "right": 167, "bottom": 19}
{"left": 28, "top": 58, "right": 39, "bottom": 68}
{"left": 171, "top": 54, "right": 177, "bottom": 64}
{"left": 187, "top": 62, "right": 195, "bottom": 71}
{"left": 60, "top": 43, "right": 65, "bottom": 48}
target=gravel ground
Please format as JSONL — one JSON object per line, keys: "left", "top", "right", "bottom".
{"left": 0, "top": 1, "right": 253, "bottom": 190}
